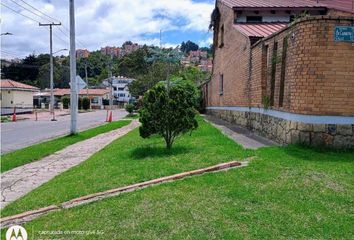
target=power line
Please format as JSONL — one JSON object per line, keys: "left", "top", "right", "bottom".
{"left": 3, "top": 1, "right": 68, "bottom": 45}
{"left": 1, "top": 49, "right": 27, "bottom": 56}
{"left": 2, "top": 1, "right": 87, "bottom": 51}
{"left": 13, "top": 0, "right": 87, "bottom": 49}
{"left": 1, "top": 2, "right": 40, "bottom": 23}
{"left": 7, "top": 0, "right": 57, "bottom": 24}
{"left": 17, "top": 0, "right": 61, "bottom": 23}
{"left": 52, "top": 31, "right": 69, "bottom": 45}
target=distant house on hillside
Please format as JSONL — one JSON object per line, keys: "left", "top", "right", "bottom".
{"left": 204, "top": 0, "right": 354, "bottom": 148}
{"left": 76, "top": 49, "right": 90, "bottom": 59}
{"left": 102, "top": 76, "right": 135, "bottom": 103}
{"left": 0, "top": 79, "right": 39, "bottom": 115}
{"left": 100, "top": 46, "right": 121, "bottom": 57}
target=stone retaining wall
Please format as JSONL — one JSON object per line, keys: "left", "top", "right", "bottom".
{"left": 207, "top": 109, "right": 354, "bottom": 149}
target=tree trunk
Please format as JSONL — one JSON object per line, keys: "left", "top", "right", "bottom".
{"left": 164, "top": 131, "right": 173, "bottom": 150}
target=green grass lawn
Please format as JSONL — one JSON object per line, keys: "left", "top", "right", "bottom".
{"left": 1, "top": 117, "right": 353, "bottom": 239}
{"left": 2, "top": 145, "right": 353, "bottom": 239}
{"left": 1, "top": 117, "right": 253, "bottom": 217}
{"left": 124, "top": 113, "right": 140, "bottom": 119}
{"left": 0, "top": 120, "right": 131, "bottom": 173}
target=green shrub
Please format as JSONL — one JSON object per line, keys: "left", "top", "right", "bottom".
{"left": 139, "top": 78, "right": 199, "bottom": 149}
{"left": 62, "top": 97, "right": 70, "bottom": 109}
{"left": 82, "top": 97, "right": 90, "bottom": 110}
{"left": 78, "top": 97, "right": 83, "bottom": 110}
{"left": 125, "top": 104, "right": 134, "bottom": 114}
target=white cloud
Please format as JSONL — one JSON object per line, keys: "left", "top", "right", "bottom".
{"left": 0, "top": 0, "right": 214, "bottom": 58}
{"left": 199, "top": 36, "right": 213, "bottom": 47}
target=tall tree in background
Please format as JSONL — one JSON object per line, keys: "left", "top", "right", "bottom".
{"left": 181, "top": 40, "right": 199, "bottom": 53}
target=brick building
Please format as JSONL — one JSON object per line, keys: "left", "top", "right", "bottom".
{"left": 204, "top": 0, "right": 354, "bottom": 148}
{"left": 76, "top": 49, "right": 90, "bottom": 59}
{"left": 100, "top": 46, "right": 121, "bottom": 57}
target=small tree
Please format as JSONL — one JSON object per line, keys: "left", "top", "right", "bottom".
{"left": 125, "top": 103, "right": 134, "bottom": 115}
{"left": 139, "top": 79, "right": 199, "bottom": 149}
{"left": 82, "top": 97, "right": 90, "bottom": 110}
{"left": 62, "top": 96, "right": 70, "bottom": 109}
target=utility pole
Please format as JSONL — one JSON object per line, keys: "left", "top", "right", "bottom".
{"left": 159, "top": 29, "right": 162, "bottom": 48}
{"left": 39, "top": 22, "right": 61, "bottom": 121}
{"left": 109, "top": 54, "right": 113, "bottom": 110}
{"left": 69, "top": 0, "right": 77, "bottom": 134}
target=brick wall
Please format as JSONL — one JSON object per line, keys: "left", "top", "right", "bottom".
{"left": 285, "top": 16, "right": 354, "bottom": 116}
{"left": 208, "top": 1, "right": 250, "bottom": 107}
{"left": 208, "top": 13, "right": 354, "bottom": 117}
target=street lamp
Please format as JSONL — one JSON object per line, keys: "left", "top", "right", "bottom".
{"left": 0, "top": 32, "right": 13, "bottom": 36}
{"left": 53, "top": 48, "right": 68, "bottom": 55}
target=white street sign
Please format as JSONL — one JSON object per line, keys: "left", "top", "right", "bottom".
{"left": 70, "top": 75, "right": 87, "bottom": 93}
{"left": 76, "top": 75, "right": 87, "bottom": 91}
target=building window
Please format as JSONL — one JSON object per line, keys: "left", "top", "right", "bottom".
{"left": 246, "top": 16, "right": 263, "bottom": 23}
{"left": 91, "top": 97, "right": 99, "bottom": 104}
{"left": 219, "top": 74, "right": 224, "bottom": 95}
{"left": 219, "top": 25, "right": 224, "bottom": 48}
{"left": 279, "top": 37, "right": 288, "bottom": 107}
{"left": 270, "top": 42, "right": 278, "bottom": 107}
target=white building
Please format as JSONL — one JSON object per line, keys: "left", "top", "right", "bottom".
{"left": 103, "top": 76, "right": 135, "bottom": 103}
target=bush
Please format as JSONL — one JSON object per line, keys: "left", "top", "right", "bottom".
{"left": 62, "top": 97, "right": 70, "bottom": 109}
{"left": 139, "top": 78, "right": 199, "bottom": 149}
{"left": 125, "top": 104, "right": 134, "bottom": 114}
{"left": 78, "top": 97, "right": 83, "bottom": 110}
{"left": 82, "top": 97, "right": 90, "bottom": 110}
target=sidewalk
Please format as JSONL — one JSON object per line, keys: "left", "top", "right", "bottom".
{"left": 17, "top": 110, "right": 70, "bottom": 121}
{"left": 1, "top": 120, "right": 140, "bottom": 209}
{"left": 204, "top": 115, "right": 277, "bottom": 149}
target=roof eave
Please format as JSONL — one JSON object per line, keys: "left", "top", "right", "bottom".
{"left": 1, "top": 87, "right": 39, "bottom": 92}
{"left": 233, "top": 6, "right": 327, "bottom": 11}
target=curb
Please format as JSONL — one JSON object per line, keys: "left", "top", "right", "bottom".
{"left": 0, "top": 158, "right": 252, "bottom": 228}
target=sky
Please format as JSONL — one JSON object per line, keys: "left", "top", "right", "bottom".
{"left": 1, "top": 0, "right": 215, "bottom": 59}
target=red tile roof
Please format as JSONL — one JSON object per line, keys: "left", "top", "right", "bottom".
{"left": 234, "top": 22, "right": 288, "bottom": 37}
{"left": 221, "top": 0, "right": 327, "bottom": 9}
{"left": 313, "top": 0, "right": 354, "bottom": 13}
{"left": 42, "top": 88, "right": 110, "bottom": 96}
{"left": 0, "top": 79, "right": 39, "bottom": 91}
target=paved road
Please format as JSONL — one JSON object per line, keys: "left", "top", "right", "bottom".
{"left": 1, "top": 109, "right": 127, "bottom": 154}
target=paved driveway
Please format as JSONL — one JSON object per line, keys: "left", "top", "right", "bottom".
{"left": 1, "top": 109, "right": 127, "bottom": 153}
